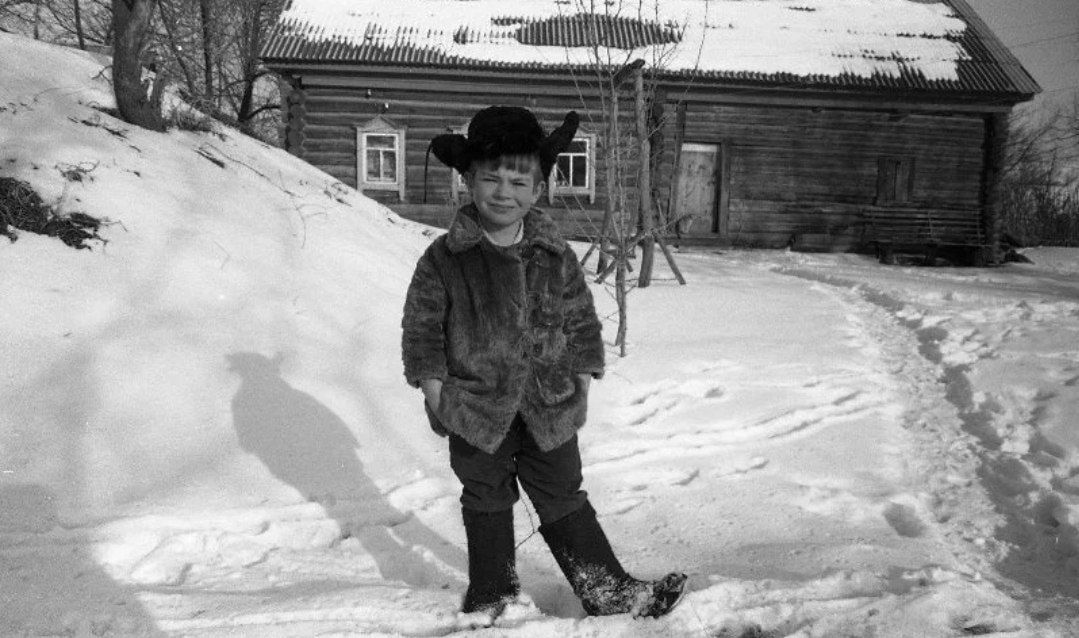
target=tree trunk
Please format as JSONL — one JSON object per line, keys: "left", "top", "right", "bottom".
{"left": 615, "top": 254, "right": 627, "bottom": 357}
{"left": 597, "top": 86, "right": 619, "bottom": 275}
{"left": 112, "top": 0, "right": 165, "bottom": 132}
{"left": 235, "top": 2, "right": 262, "bottom": 130}
{"left": 157, "top": 0, "right": 200, "bottom": 100}
{"left": 635, "top": 67, "right": 655, "bottom": 288}
{"left": 199, "top": 0, "right": 213, "bottom": 105}
{"left": 74, "top": 0, "right": 86, "bottom": 49}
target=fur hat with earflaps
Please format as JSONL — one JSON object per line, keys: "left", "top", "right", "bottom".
{"left": 429, "top": 106, "right": 580, "bottom": 180}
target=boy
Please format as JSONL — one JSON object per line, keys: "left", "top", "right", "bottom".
{"left": 401, "top": 106, "right": 685, "bottom": 620}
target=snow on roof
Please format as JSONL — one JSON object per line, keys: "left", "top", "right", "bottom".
{"left": 269, "top": 0, "right": 970, "bottom": 82}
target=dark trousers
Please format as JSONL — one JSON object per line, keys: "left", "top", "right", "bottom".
{"left": 449, "top": 415, "right": 587, "bottom": 525}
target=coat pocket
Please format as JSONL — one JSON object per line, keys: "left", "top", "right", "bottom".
{"left": 423, "top": 398, "right": 448, "bottom": 437}
{"left": 531, "top": 357, "right": 576, "bottom": 405}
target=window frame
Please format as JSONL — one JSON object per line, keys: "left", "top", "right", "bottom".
{"left": 355, "top": 117, "right": 407, "bottom": 200}
{"left": 549, "top": 133, "right": 597, "bottom": 205}
{"left": 875, "top": 156, "right": 915, "bottom": 205}
{"left": 449, "top": 125, "right": 468, "bottom": 202}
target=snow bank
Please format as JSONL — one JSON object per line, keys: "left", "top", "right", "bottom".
{"left": 0, "top": 32, "right": 437, "bottom": 521}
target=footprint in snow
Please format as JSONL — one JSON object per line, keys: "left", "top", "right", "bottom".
{"left": 625, "top": 383, "right": 726, "bottom": 427}
{"left": 621, "top": 467, "right": 701, "bottom": 491}
{"left": 882, "top": 502, "right": 928, "bottom": 538}
{"left": 605, "top": 497, "right": 646, "bottom": 516}
{"left": 602, "top": 468, "right": 701, "bottom": 517}
{"left": 709, "top": 456, "right": 769, "bottom": 479}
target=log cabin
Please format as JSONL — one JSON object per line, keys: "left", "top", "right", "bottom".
{"left": 262, "top": 0, "right": 1040, "bottom": 263}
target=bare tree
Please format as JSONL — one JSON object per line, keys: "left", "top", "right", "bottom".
{"left": 153, "top": 0, "right": 283, "bottom": 136}
{"left": 72, "top": 0, "right": 82, "bottom": 46}
{"left": 229, "top": 0, "right": 283, "bottom": 134}
{"left": 156, "top": 0, "right": 201, "bottom": 101}
{"left": 112, "top": 0, "right": 165, "bottom": 131}
{"left": 3, "top": 0, "right": 281, "bottom": 139}
{"left": 1000, "top": 96, "right": 1079, "bottom": 247}
{"left": 197, "top": 0, "right": 211, "bottom": 98}
{"left": 0, "top": 0, "right": 39, "bottom": 34}
{"left": 565, "top": 0, "right": 689, "bottom": 355}
{"left": 1, "top": 0, "right": 110, "bottom": 47}
{"left": 43, "top": 0, "right": 111, "bottom": 48}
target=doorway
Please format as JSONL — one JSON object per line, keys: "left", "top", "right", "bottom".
{"left": 672, "top": 142, "right": 728, "bottom": 239}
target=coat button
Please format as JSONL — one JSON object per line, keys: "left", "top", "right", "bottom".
{"left": 532, "top": 343, "right": 543, "bottom": 356}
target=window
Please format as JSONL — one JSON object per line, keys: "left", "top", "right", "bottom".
{"left": 364, "top": 134, "right": 398, "bottom": 183}
{"left": 356, "top": 117, "right": 406, "bottom": 200}
{"left": 876, "top": 156, "right": 914, "bottom": 205}
{"left": 555, "top": 139, "right": 590, "bottom": 188}
{"left": 550, "top": 134, "right": 596, "bottom": 204}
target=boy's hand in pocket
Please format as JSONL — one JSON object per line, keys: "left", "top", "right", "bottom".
{"left": 421, "top": 378, "right": 443, "bottom": 411}
{"left": 577, "top": 374, "right": 592, "bottom": 394}
{"left": 420, "top": 378, "right": 448, "bottom": 437}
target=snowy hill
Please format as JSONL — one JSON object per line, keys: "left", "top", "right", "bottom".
{"left": 2, "top": 33, "right": 1078, "bottom": 637}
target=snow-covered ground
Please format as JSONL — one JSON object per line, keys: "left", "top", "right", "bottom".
{"left": 2, "top": 33, "right": 1077, "bottom": 637}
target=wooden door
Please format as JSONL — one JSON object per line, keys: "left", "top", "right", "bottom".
{"left": 672, "top": 143, "right": 724, "bottom": 237}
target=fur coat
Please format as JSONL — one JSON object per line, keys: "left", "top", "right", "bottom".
{"left": 401, "top": 204, "right": 605, "bottom": 453}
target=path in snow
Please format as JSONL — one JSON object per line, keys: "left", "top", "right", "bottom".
{"left": 773, "top": 251, "right": 1079, "bottom": 629}
{"left": 574, "top": 253, "right": 976, "bottom": 592}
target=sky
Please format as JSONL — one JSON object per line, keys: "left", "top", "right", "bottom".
{"left": 968, "top": 0, "right": 1079, "bottom": 117}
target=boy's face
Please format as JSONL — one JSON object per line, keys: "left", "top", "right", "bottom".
{"left": 467, "top": 159, "right": 545, "bottom": 234}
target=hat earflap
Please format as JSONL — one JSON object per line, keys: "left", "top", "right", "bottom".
{"left": 430, "top": 133, "right": 471, "bottom": 174}
{"left": 539, "top": 111, "right": 580, "bottom": 178}
{"left": 542, "top": 111, "right": 580, "bottom": 160}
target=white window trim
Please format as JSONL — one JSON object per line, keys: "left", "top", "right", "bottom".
{"left": 355, "top": 119, "right": 407, "bottom": 200}
{"left": 549, "top": 133, "right": 596, "bottom": 205}
{"left": 450, "top": 125, "right": 468, "bottom": 201}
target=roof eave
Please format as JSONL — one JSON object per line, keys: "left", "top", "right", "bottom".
{"left": 262, "top": 58, "right": 1038, "bottom": 108}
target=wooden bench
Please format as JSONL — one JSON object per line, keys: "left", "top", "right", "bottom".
{"left": 860, "top": 207, "right": 989, "bottom": 266}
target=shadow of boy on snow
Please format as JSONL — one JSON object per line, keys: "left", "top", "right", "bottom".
{"left": 227, "top": 351, "right": 466, "bottom": 590}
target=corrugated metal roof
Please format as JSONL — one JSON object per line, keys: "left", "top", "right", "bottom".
{"left": 261, "top": 0, "right": 1040, "bottom": 99}
{"left": 947, "top": 0, "right": 1041, "bottom": 96}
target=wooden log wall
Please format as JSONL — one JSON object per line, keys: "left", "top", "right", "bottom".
{"left": 652, "top": 101, "right": 987, "bottom": 248}
{"left": 286, "top": 72, "right": 991, "bottom": 249}
{"left": 292, "top": 80, "right": 641, "bottom": 238}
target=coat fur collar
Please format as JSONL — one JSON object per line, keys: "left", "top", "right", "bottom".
{"left": 445, "top": 204, "right": 566, "bottom": 255}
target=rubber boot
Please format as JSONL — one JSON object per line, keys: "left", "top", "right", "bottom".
{"left": 461, "top": 508, "right": 520, "bottom": 615}
{"left": 538, "top": 501, "right": 648, "bottom": 615}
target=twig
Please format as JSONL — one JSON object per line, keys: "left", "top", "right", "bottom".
{"left": 194, "top": 146, "right": 226, "bottom": 168}
{"left": 200, "top": 142, "right": 297, "bottom": 196}
{"left": 211, "top": 239, "right": 232, "bottom": 270}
